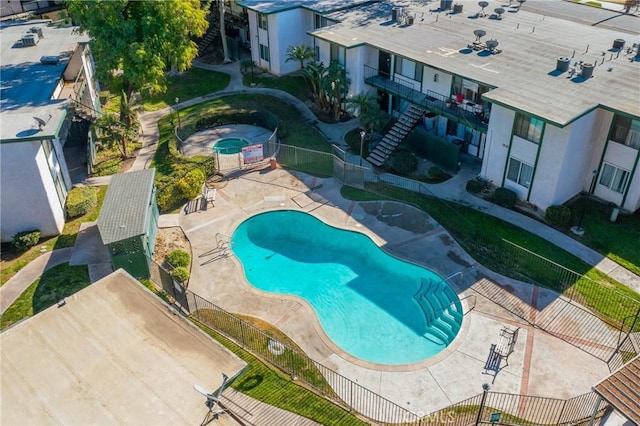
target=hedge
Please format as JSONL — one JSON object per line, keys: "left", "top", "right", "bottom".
{"left": 66, "top": 186, "right": 97, "bottom": 218}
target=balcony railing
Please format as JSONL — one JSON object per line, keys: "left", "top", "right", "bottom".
{"left": 364, "top": 64, "right": 489, "bottom": 132}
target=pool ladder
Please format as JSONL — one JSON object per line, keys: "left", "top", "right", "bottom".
{"left": 199, "top": 233, "right": 231, "bottom": 263}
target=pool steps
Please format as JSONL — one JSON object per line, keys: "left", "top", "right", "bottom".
{"left": 414, "top": 278, "right": 462, "bottom": 345}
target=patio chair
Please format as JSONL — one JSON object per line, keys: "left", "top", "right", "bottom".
{"left": 205, "top": 187, "right": 217, "bottom": 207}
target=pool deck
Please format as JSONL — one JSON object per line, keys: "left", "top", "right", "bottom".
{"left": 178, "top": 166, "right": 612, "bottom": 417}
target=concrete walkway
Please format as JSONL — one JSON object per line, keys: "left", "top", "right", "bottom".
{"left": 2, "top": 57, "right": 638, "bottom": 318}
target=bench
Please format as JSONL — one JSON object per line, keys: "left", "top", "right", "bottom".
{"left": 495, "top": 327, "right": 519, "bottom": 366}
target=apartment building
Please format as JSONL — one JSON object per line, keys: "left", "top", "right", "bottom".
{"left": 0, "top": 20, "right": 99, "bottom": 241}
{"left": 240, "top": 0, "right": 640, "bottom": 213}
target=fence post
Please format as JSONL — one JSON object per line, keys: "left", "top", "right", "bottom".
{"left": 556, "top": 397, "right": 567, "bottom": 424}
{"left": 475, "top": 384, "right": 490, "bottom": 426}
{"left": 191, "top": 291, "right": 199, "bottom": 321}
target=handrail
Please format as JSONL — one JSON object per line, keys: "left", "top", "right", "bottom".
{"left": 460, "top": 294, "right": 477, "bottom": 315}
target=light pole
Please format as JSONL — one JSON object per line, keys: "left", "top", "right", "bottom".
{"left": 174, "top": 97, "right": 181, "bottom": 128}
{"left": 359, "top": 129, "right": 366, "bottom": 167}
{"left": 474, "top": 383, "right": 490, "bottom": 426}
{"left": 571, "top": 169, "right": 598, "bottom": 236}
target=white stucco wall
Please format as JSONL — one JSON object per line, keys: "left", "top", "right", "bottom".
{"left": 422, "top": 66, "right": 452, "bottom": 98}
{"left": 0, "top": 141, "right": 65, "bottom": 241}
{"left": 64, "top": 45, "right": 84, "bottom": 81}
{"left": 622, "top": 169, "right": 640, "bottom": 212}
{"left": 273, "top": 9, "right": 313, "bottom": 76}
{"left": 345, "top": 46, "right": 365, "bottom": 98}
{"left": 527, "top": 123, "right": 572, "bottom": 209}
{"left": 481, "top": 104, "right": 514, "bottom": 184}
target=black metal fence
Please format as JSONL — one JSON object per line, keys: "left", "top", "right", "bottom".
{"left": 143, "top": 255, "right": 614, "bottom": 425}
{"left": 332, "top": 156, "right": 640, "bottom": 368}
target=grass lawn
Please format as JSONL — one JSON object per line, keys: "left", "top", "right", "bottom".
{"left": 197, "top": 324, "right": 368, "bottom": 426}
{"left": 341, "top": 185, "right": 640, "bottom": 325}
{"left": 565, "top": 198, "right": 640, "bottom": 276}
{"left": 101, "top": 68, "right": 230, "bottom": 113}
{"left": 141, "top": 68, "right": 230, "bottom": 111}
{"left": 242, "top": 73, "right": 311, "bottom": 103}
{"left": 1, "top": 186, "right": 107, "bottom": 286}
{"left": 0, "top": 263, "right": 91, "bottom": 330}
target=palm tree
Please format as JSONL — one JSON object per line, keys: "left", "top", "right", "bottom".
{"left": 347, "top": 93, "right": 385, "bottom": 137}
{"left": 323, "top": 61, "right": 350, "bottom": 121}
{"left": 285, "top": 44, "right": 314, "bottom": 70}
{"left": 304, "top": 61, "right": 328, "bottom": 111}
{"left": 96, "top": 91, "right": 140, "bottom": 158}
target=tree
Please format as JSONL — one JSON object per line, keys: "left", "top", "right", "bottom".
{"left": 67, "top": 0, "right": 208, "bottom": 150}
{"left": 323, "top": 61, "right": 351, "bottom": 121}
{"left": 303, "top": 61, "right": 328, "bottom": 111}
{"left": 347, "top": 93, "right": 386, "bottom": 137}
{"left": 285, "top": 44, "right": 314, "bottom": 70}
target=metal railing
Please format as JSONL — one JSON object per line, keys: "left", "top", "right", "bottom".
{"left": 363, "top": 65, "right": 489, "bottom": 131}
{"left": 144, "top": 250, "right": 617, "bottom": 426}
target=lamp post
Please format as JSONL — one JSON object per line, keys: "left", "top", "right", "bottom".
{"left": 174, "top": 97, "right": 181, "bottom": 128}
{"left": 571, "top": 169, "right": 598, "bottom": 236}
{"left": 474, "top": 383, "right": 491, "bottom": 426}
{"left": 359, "top": 129, "right": 366, "bottom": 167}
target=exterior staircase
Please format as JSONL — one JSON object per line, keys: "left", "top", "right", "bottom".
{"left": 198, "top": 15, "right": 220, "bottom": 56}
{"left": 366, "top": 104, "right": 425, "bottom": 166}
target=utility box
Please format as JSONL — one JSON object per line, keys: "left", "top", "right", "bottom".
{"left": 609, "top": 204, "right": 620, "bottom": 223}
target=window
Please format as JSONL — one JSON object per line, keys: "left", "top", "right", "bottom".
{"left": 506, "top": 157, "right": 533, "bottom": 188}
{"left": 314, "top": 14, "right": 330, "bottom": 29}
{"left": 314, "top": 45, "right": 320, "bottom": 61}
{"left": 394, "top": 57, "right": 422, "bottom": 81}
{"left": 599, "top": 163, "right": 630, "bottom": 194}
{"left": 330, "top": 43, "right": 345, "bottom": 66}
{"left": 258, "top": 13, "right": 268, "bottom": 30}
{"left": 514, "top": 113, "right": 544, "bottom": 144}
{"left": 611, "top": 115, "right": 640, "bottom": 150}
{"left": 259, "top": 44, "right": 270, "bottom": 62}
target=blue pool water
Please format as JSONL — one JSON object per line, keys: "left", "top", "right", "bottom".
{"left": 213, "top": 137, "right": 249, "bottom": 154}
{"left": 231, "top": 210, "right": 463, "bottom": 365}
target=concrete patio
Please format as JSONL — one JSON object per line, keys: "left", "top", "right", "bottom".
{"left": 177, "top": 165, "right": 613, "bottom": 418}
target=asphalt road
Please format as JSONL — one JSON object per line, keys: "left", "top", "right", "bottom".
{"left": 521, "top": 0, "right": 640, "bottom": 34}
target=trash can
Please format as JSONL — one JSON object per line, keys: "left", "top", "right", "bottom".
{"left": 270, "top": 157, "right": 277, "bottom": 170}
{"left": 609, "top": 203, "right": 620, "bottom": 223}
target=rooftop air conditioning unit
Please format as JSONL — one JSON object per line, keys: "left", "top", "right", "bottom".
{"left": 21, "top": 34, "right": 38, "bottom": 46}
{"left": 29, "top": 27, "right": 44, "bottom": 38}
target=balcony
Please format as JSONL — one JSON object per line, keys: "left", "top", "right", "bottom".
{"left": 364, "top": 65, "right": 489, "bottom": 132}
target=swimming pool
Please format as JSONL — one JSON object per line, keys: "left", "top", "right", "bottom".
{"left": 231, "top": 210, "right": 463, "bottom": 365}
{"left": 213, "top": 137, "right": 250, "bottom": 154}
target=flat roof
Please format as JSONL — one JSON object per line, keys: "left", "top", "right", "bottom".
{"left": 593, "top": 355, "right": 640, "bottom": 424}
{"left": 97, "top": 169, "right": 156, "bottom": 245}
{"left": 0, "top": 20, "right": 87, "bottom": 141}
{"left": 238, "top": 0, "right": 375, "bottom": 15}
{"left": 0, "top": 269, "right": 246, "bottom": 425}
{"left": 312, "top": 0, "right": 640, "bottom": 126}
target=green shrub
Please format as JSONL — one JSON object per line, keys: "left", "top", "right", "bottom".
{"left": 428, "top": 166, "right": 444, "bottom": 180}
{"left": 171, "top": 266, "right": 190, "bottom": 284}
{"left": 389, "top": 151, "right": 417, "bottom": 176}
{"left": 167, "top": 249, "right": 190, "bottom": 268}
{"left": 201, "top": 157, "right": 217, "bottom": 178}
{"left": 494, "top": 187, "right": 518, "bottom": 208}
{"left": 65, "top": 186, "right": 97, "bottom": 218}
{"left": 156, "top": 183, "right": 182, "bottom": 212}
{"left": 12, "top": 230, "right": 41, "bottom": 251}
{"left": 466, "top": 179, "right": 483, "bottom": 193}
{"left": 176, "top": 168, "right": 205, "bottom": 200}
{"left": 545, "top": 205, "right": 571, "bottom": 227}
